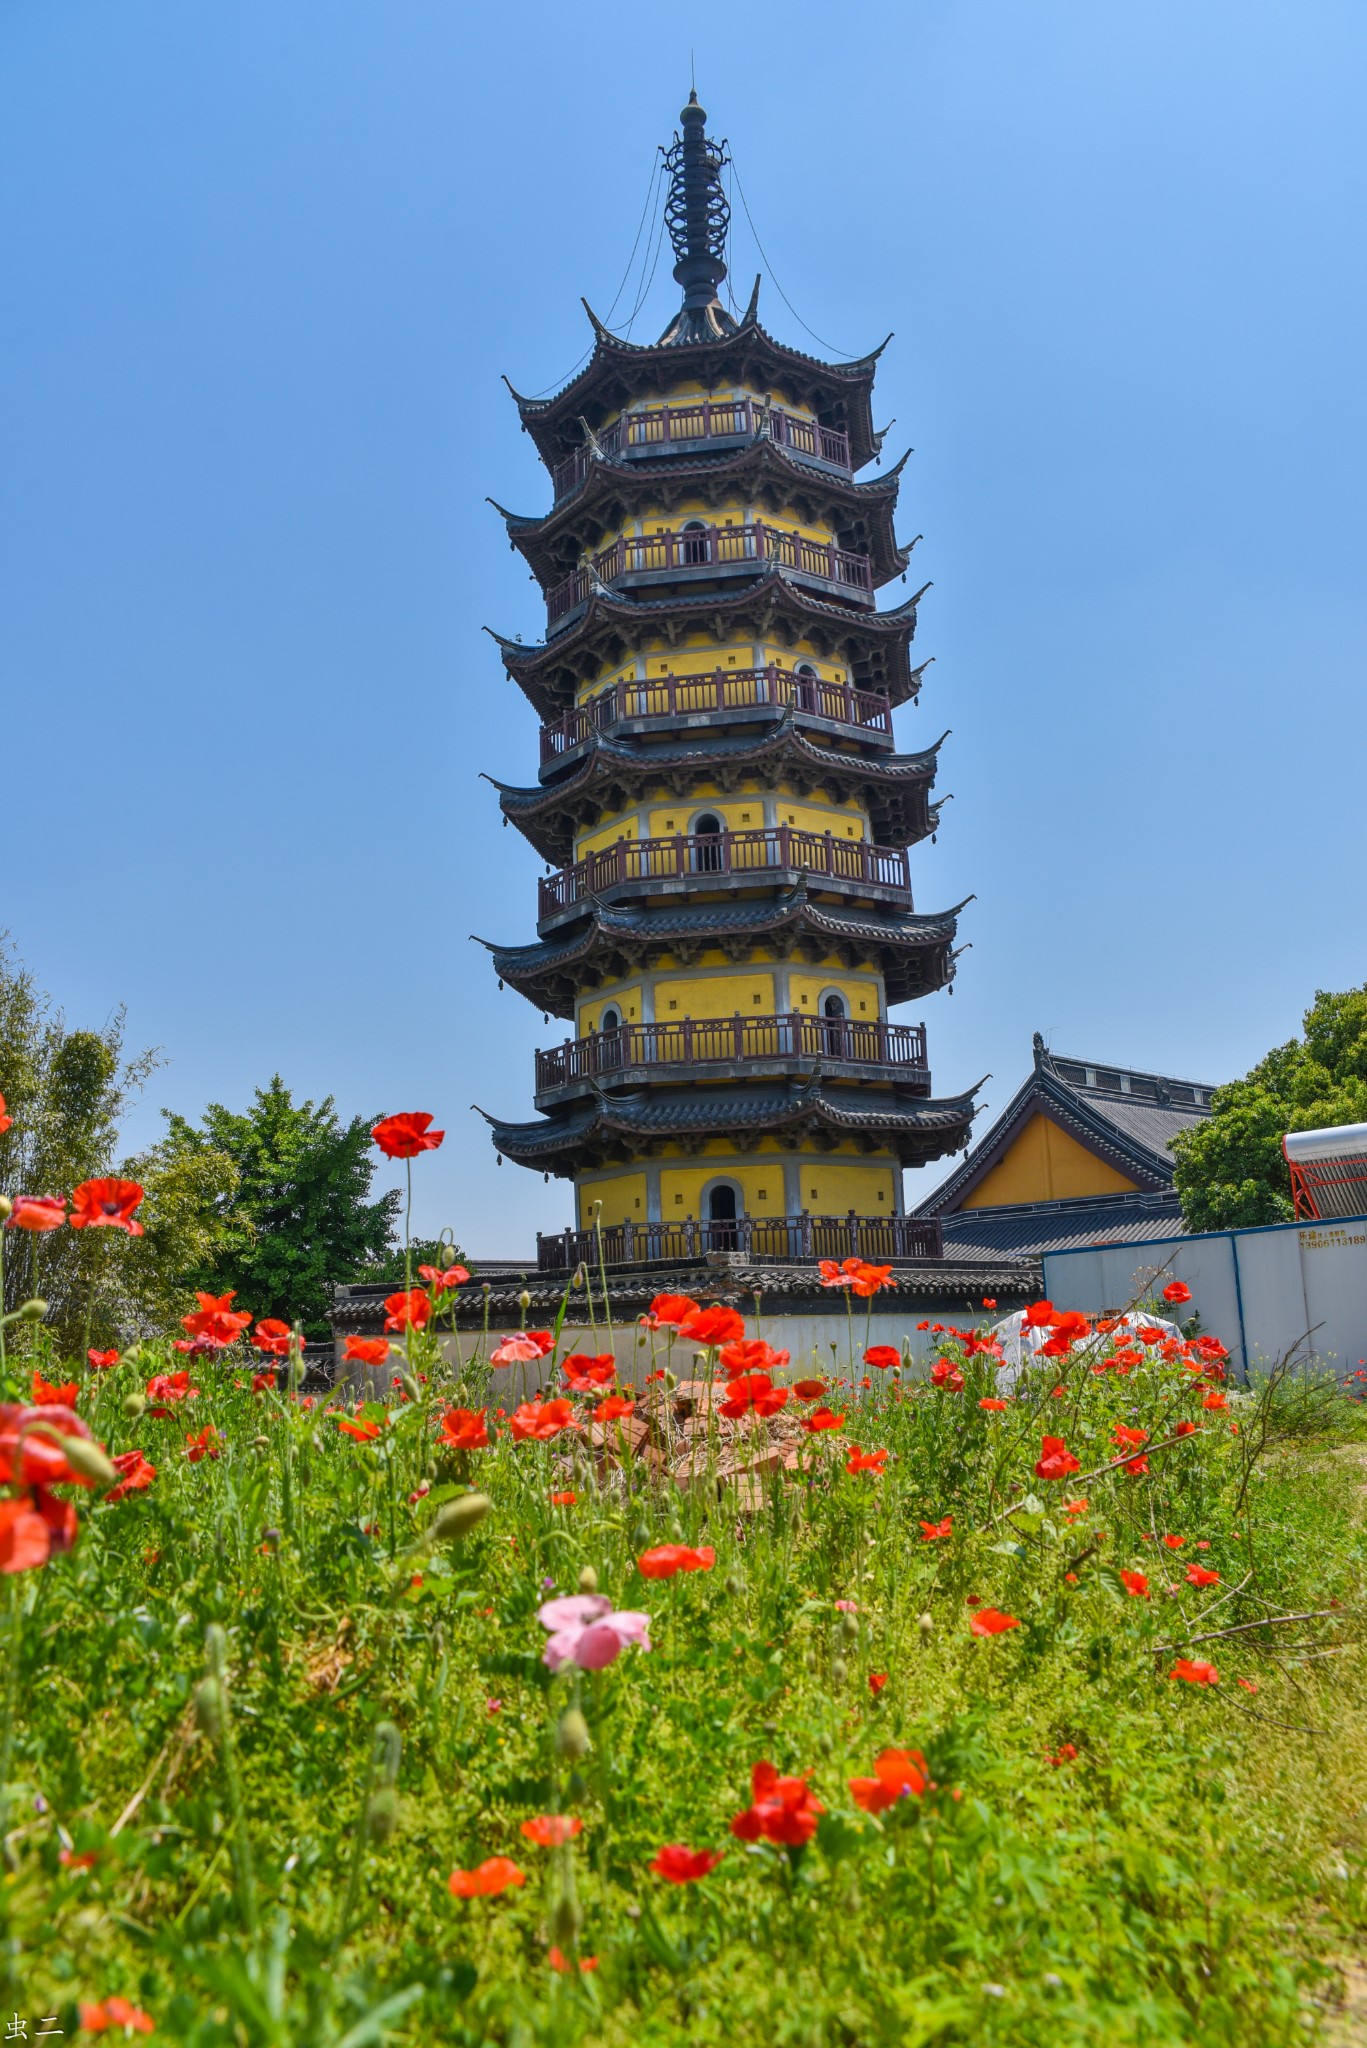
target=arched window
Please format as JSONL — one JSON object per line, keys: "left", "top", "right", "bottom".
{"left": 691, "top": 811, "right": 725, "bottom": 873}
{"left": 599, "top": 1005, "right": 621, "bottom": 1033}
{"left": 680, "top": 518, "right": 709, "bottom": 567}
{"left": 794, "top": 661, "right": 821, "bottom": 715}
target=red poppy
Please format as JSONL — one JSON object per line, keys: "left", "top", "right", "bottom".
{"left": 864, "top": 1345, "right": 900, "bottom": 1371}
{"left": 1047, "top": 1742, "right": 1079, "bottom": 1767}
{"left": 0, "top": 1497, "right": 55, "bottom": 1574}
{"left": 548, "top": 1948, "right": 598, "bottom": 1974}
{"left": 145, "top": 1371, "right": 197, "bottom": 1416}
{"left": 982, "top": 1297, "right": 998, "bottom": 1309}
{"left": 793, "top": 1378, "right": 828, "bottom": 1401}
{"left": 180, "top": 1291, "right": 253, "bottom": 1348}
{"left": 1063, "top": 1497, "right": 1089, "bottom": 1516}
{"left": 638, "top": 1543, "right": 715, "bottom": 1578}
{"left": 818, "top": 1257, "right": 893, "bottom": 1298}
{"left": 1202, "top": 1390, "right": 1229, "bottom": 1411}
{"left": 1173, "top": 1419, "right": 1198, "bottom": 1437}
{"left": 1186, "top": 1564, "right": 1221, "bottom": 1587}
{"left": 79, "top": 1998, "right": 154, "bottom": 2035}
{"left": 1162, "top": 1280, "right": 1192, "bottom": 1304}
{"left": 800, "top": 1406, "right": 845, "bottom": 1434}
{"left": 6, "top": 1195, "right": 66, "bottom": 1232}
{"left": 1021, "top": 1300, "right": 1055, "bottom": 1328}
{"left": 730, "top": 1760, "right": 824, "bottom": 1847}
{"left": 251, "top": 1371, "right": 277, "bottom": 1395}
{"left": 69, "top": 1178, "right": 145, "bottom": 1235}
{"left": 1162, "top": 1534, "right": 1185, "bottom": 1549}
{"left": 593, "top": 1394, "right": 636, "bottom": 1423}
{"left": 1237, "top": 1676, "right": 1259, "bottom": 1694}
{"left": 651, "top": 1843, "right": 724, "bottom": 1883}
{"left": 252, "top": 1319, "right": 294, "bottom": 1358}
{"left": 437, "top": 1406, "right": 489, "bottom": 1450}
{"left": 106, "top": 1448, "right": 157, "bottom": 1503}
{"left": 509, "top": 1398, "right": 576, "bottom": 1443}
{"left": 185, "top": 1426, "right": 221, "bottom": 1463}
{"left": 678, "top": 1303, "right": 746, "bottom": 1346}
{"left": 448, "top": 1856, "right": 525, "bottom": 1897}
{"left": 1119, "top": 1569, "right": 1150, "bottom": 1598}
{"left": 719, "top": 1336, "right": 790, "bottom": 1377}
{"left": 1169, "top": 1658, "right": 1219, "bottom": 1685}
{"left": 371, "top": 1112, "right": 444, "bottom": 1158}
{"left": 561, "top": 1352, "right": 617, "bottom": 1390}
{"left": 846, "top": 1445, "right": 888, "bottom": 1474}
{"left": 0, "top": 1093, "right": 9, "bottom": 1133}
{"left": 919, "top": 1516, "right": 952, "bottom": 1542}
{"left": 1034, "top": 1435, "right": 1081, "bottom": 1482}
{"left": 1135, "top": 1325, "right": 1164, "bottom": 1347}
{"left": 336, "top": 1414, "right": 384, "bottom": 1442}
{"left": 849, "top": 1746, "right": 928, "bottom": 1814}
{"left": 384, "top": 1289, "right": 429, "bottom": 1333}
{"left": 720, "top": 1371, "right": 789, "bottom": 1420}
{"left": 419, "top": 1262, "right": 471, "bottom": 1290}
{"left": 868, "top": 1671, "right": 888, "bottom": 1696}
{"left": 969, "top": 1608, "right": 1019, "bottom": 1637}
{"left": 1112, "top": 1424, "right": 1149, "bottom": 1448}
{"left": 491, "top": 1329, "right": 555, "bottom": 1365}
{"left": 31, "top": 1372, "right": 77, "bottom": 1408}
{"left": 979, "top": 1396, "right": 1008, "bottom": 1412}
{"left": 642, "top": 1293, "right": 700, "bottom": 1330}
{"left": 520, "top": 1814, "right": 581, "bottom": 1847}
{"left": 87, "top": 1348, "right": 121, "bottom": 1371}
{"left": 344, "top": 1336, "right": 389, "bottom": 1365}
{"left": 548, "top": 1490, "right": 577, "bottom": 1506}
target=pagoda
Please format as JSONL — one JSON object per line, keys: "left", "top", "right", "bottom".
{"left": 476, "top": 94, "right": 978, "bottom": 1275}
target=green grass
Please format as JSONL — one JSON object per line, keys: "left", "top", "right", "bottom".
{"left": 7, "top": 1299, "right": 1367, "bottom": 2046}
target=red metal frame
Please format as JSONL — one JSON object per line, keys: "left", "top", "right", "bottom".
{"left": 1286, "top": 1143, "right": 1367, "bottom": 1221}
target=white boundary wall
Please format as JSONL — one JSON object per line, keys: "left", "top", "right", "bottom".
{"left": 1042, "top": 1212, "right": 1367, "bottom": 1381}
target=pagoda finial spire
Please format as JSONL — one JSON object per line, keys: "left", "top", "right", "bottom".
{"left": 663, "top": 92, "right": 730, "bottom": 316}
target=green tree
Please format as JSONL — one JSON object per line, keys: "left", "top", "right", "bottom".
{"left": 159, "top": 1078, "right": 402, "bottom": 1337}
{"left": 0, "top": 936, "right": 195, "bottom": 1350}
{"left": 1172, "top": 984, "right": 1367, "bottom": 1231}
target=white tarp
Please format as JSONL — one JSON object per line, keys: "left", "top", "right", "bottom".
{"left": 1042, "top": 1213, "right": 1367, "bottom": 1381}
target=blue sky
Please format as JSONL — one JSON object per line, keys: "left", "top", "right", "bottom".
{"left": 3, "top": 1, "right": 1364, "bottom": 1251}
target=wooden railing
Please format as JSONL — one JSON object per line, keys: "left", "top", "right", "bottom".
{"left": 535, "top": 1014, "right": 928, "bottom": 1094}
{"left": 537, "top": 1212, "right": 945, "bottom": 1272}
{"left": 538, "top": 825, "right": 910, "bottom": 920}
{"left": 552, "top": 399, "right": 851, "bottom": 499}
{"left": 539, "top": 664, "right": 893, "bottom": 760}
{"left": 547, "top": 521, "right": 874, "bottom": 626}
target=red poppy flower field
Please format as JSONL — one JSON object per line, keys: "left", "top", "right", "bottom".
{"left": 3, "top": 1160, "right": 1367, "bottom": 2042}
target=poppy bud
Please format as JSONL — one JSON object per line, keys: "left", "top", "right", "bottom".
{"left": 253, "top": 1433, "right": 270, "bottom": 1451}
{"left": 19, "top": 1298, "right": 47, "bottom": 1321}
{"left": 440, "top": 1245, "right": 459, "bottom": 1267}
{"left": 194, "top": 1677, "right": 224, "bottom": 1741}
{"left": 804, "top": 1649, "right": 817, "bottom": 1672}
{"left": 398, "top": 1371, "right": 421, "bottom": 1404}
{"left": 577, "top": 1565, "right": 598, "bottom": 1594}
{"left": 918, "top": 1611, "right": 934, "bottom": 1643}
{"left": 551, "top": 1893, "right": 582, "bottom": 1945}
{"left": 664, "top": 1369, "right": 678, "bottom": 1389}
{"left": 556, "top": 1708, "right": 591, "bottom": 1760}
{"left": 572, "top": 1265, "right": 586, "bottom": 1291}
{"left": 365, "top": 1786, "right": 400, "bottom": 1842}
{"left": 839, "top": 1612, "right": 859, "bottom": 1642}
{"left": 518, "top": 1290, "right": 531, "bottom": 1310}
{"left": 831, "top": 1657, "right": 848, "bottom": 1686}
{"left": 817, "top": 1731, "right": 833, "bottom": 1757}
{"left": 123, "top": 1392, "right": 146, "bottom": 1420}
{"left": 631, "top": 1521, "right": 651, "bottom": 1550}
{"left": 0, "top": 1197, "right": 10, "bottom": 1221}
{"left": 425, "top": 1459, "right": 438, "bottom": 1481}
{"left": 667, "top": 1521, "right": 684, "bottom": 1543}
{"left": 55, "top": 1435, "right": 118, "bottom": 1491}
{"left": 724, "top": 1573, "right": 743, "bottom": 1597}
{"left": 430, "top": 1493, "right": 491, "bottom": 1542}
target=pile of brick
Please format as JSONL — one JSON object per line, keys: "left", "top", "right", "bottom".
{"left": 571, "top": 1377, "right": 810, "bottom": 1510}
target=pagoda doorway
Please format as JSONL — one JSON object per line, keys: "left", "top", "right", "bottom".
{"left": 707, "top": 1180, "right": 740, "bottom": 1249}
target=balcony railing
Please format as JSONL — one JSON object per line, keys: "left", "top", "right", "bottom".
{"left": 537, "top": 1212, "right": 945, "bottom": 1273}
{"left": 551, "top": 399, "right": 851, "bottom": 500}
{"left": 547, "top": 521, "right": 874, "bottom": 627}
{"left": 540, "top": 664, "right": 893, "bottom": 761}
{"left": 535, "top": 1013, "right": 928, "bottom": 1096}
{"left": 538, "top": 825, "right": 910, "bottom": 922}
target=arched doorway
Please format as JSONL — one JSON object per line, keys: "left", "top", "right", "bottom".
{"left": 822, "top": 990, "right": 849, "bottom": 1058}
{"left": 706, "top": 1180, "right": 740, "bottom": 1249}
{"left": 598, "top": 1004, "right": 623, "bottom": 1071}
{"left": 691, "top": 811, "right": 724, "bottom": 873}
{"left": 680, "top": 518, "right": 709, "bottom": 567}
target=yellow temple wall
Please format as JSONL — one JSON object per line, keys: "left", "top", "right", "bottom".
{"left": 960, "top": 1112, "right": 1138, "bottom": 1208}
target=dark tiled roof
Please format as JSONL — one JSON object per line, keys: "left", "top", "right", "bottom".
{"left": 941, "top": 1193, "right": 1189, "bottom": 1258}
{"left": 474, "top": 889, "right": 967, "bottom": 1019}
{"left": 916, "top": 1038, "right": 1217, "bottom": 1218}
{"left": 489, "top": 722, "right": 945, "bottom": 863}
{"left": 477, "top": 1077, "right": 980, "bottom": 1173}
